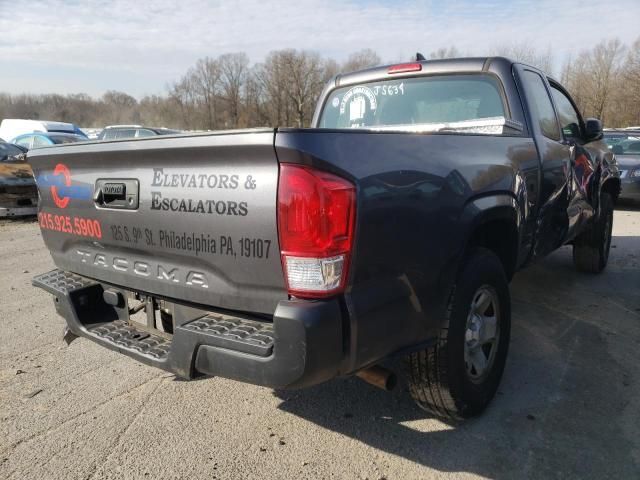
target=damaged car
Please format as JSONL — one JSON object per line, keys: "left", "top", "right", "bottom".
{"left": 0, "top": 141, "right": 38, "bottom": 217}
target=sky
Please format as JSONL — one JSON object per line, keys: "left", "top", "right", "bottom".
{"left": 1, "top": 0, "right": 639, "bottom": 98}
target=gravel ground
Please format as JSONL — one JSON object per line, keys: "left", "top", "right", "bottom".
{"left": 1, "top": 207, "right": 639, "bottom": 480}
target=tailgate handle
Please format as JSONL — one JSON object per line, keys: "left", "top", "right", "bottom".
{"left": 94, "top": 179, "right": 139, "bottom": 210}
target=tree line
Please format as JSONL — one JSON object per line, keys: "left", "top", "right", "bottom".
{"left": 1, "top": 38, "right": 638, "bottom": 130}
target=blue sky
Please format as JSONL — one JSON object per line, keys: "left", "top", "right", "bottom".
{"left": 1, "top": 0, "right": 639, "bottom": 98}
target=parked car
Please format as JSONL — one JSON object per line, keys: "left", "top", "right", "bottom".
{"left": 0, "top": 119, "right": 88, "bottom": 142}
{"left": 603, "top": 129, "right": 640, "bottom": 148}
{"left": 0, "top": 141, "right": 27, "bottom": 162}
{"left": 0, "top": 141, "right": 37, "bottom": 217}
{"left": 609, "top": 137, "right": 640, "bottom": 202}
{"left": 11, "top": 132, "right": 85, "bottom": 150}
{"left": 29, "top": 57, "right": 619, "bottom": 420}
{"left": 97, "top": 125, "right": 181, "bottom": 141}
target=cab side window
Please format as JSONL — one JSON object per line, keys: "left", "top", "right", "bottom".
{"left": 32, "top": 135, "right": 51, "bottom": 148}
{"left": 521, "top": 70, "right": 561, "bottom": 141}
{"left": 550, "top": 86, "right": 582, "bottom": 140}
{"left": 102, "top": 130, "right": 118, "bottom": 140}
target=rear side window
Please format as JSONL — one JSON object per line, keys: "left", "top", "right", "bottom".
{"left": 521, "top": 71, "right": 561, "bottom": 141}
{"left": 319, "top": 74, "right": 506, "bottom": 130}
{"left": 136, "top": 129, "right": 156, "bottom": 138}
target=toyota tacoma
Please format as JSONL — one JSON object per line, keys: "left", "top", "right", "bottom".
{"left": 29, "top": 57, "right": 620, "bottom": 419}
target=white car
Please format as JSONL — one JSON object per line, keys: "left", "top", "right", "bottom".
{"left": 0, "top": 119, "right": 87, "bottom": 143}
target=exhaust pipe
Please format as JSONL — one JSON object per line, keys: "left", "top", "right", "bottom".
{"left": 356, "top": 365, "right": 397, "bottom": 391}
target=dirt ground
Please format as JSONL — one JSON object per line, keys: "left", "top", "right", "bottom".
{"left": 1, "top": 206, "right": 639, "bottom": 479}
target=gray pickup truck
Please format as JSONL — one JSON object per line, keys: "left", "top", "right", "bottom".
{"left": 29, "top": 57, "right": 619, "bottom": 419}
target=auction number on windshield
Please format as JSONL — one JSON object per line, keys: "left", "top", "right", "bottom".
{"left": 373, "top": 83, "right": 404, "bottom": 96}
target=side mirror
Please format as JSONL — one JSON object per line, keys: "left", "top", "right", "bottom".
{"left": 584, "top": 118, "right": 603, "bottom": 141}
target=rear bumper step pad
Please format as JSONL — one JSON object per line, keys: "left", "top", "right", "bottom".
{"left": 33, "top": 269, "right": 344, "bottom": 388}
{"left": 33, "top": 269, "right": 98, "bottom": 296}
{"left": 92, "top": 320, "right": 171, "bottom": 360}
{"left": 183, "top": 314, "right": 274, "bottom": 357}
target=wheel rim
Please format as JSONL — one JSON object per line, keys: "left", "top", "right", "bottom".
{"left": 464, "top": 285, "right": 500, "bottom": 384}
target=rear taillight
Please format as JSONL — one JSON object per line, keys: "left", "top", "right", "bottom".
{"left": 277, "top": 164, "right": 356, "bottom": 298}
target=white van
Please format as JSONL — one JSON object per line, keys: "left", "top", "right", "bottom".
{"left": 0, "top": 119, "right": 87, "bottom": 142}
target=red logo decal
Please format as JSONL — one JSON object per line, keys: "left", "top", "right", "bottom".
{"left": 51, "top": 163, "right": 71, "bottom": 209}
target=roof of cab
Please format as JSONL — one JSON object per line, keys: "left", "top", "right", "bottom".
{"left": 335, "top": 57, "right": 516, "bottom": 88}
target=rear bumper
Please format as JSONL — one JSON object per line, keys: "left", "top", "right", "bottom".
{"left": 33, "top": 269, "right": 344, "bottom": 389}
{"left": 0, "top": 205, "right": 37, "bottom": 217}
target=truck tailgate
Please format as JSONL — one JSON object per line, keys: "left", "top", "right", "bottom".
{"left": 28, "top": 130, "right": 286, "bottom": 314}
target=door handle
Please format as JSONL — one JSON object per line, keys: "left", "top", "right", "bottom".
{"left": 94, "top": 179, "right": 139, "bottom": 209}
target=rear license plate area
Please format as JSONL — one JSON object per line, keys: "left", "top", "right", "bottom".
{"left": 126, "top": 294, "right": 173, "bottom": 338}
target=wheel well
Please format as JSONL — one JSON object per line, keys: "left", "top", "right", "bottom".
{"left": 601, "top": 177, "right": 621, "bottom": 204}
{"left": 468, "top": 219, "right": 518, "bottom": 280}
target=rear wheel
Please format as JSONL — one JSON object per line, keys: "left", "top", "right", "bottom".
{"left": 573, "top": 192, "right": 614, "bottom": 273}
{"left": 405, "top": 248, "right": 511, "bottom": 420}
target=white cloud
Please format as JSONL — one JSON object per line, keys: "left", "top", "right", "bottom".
{"left": 0, "top": 0, "right": 638, "bottom": 96}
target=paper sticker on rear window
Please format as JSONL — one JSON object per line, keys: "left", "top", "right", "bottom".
{"left": 339, "top": 86, "right": 377, "bottom": 124}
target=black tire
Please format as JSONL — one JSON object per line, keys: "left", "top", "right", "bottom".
{"left": 573, "top": 192, "right": 614, "bottom": 273}
{"left": 404, "top": 248, "right": 511, "bottom": 420}
{"left": 160, "top": 310, "right": 173, "bottom": 334}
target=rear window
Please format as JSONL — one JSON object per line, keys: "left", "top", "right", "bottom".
{"left": 319, "top": 74, "right": 506, "bottom": 130}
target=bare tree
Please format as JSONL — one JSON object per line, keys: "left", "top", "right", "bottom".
{"left": 242, "top": 66, "right": 268, "bottom": 127}
{"left": 587, "top": 39, "right": 625, "bottom": 123}
{"left": 192, "top": 57, "right": 222, "bottom": 130}
{"left": 429, "top": 46, "right": 461, "bottom": 60}
{"left": 219, "top": 53, "right": 249, "bottom": 128}
{"left": 101, "top": 90, "right": 138, "bottom": 124}
{"left": 168, "top": 76, "right": 199, "bottom": 129}
{"left": 284, "top": 50, "right": 327, "bottom": 127}
{"left": 2, "top": 41, "right": 639, "bottom": 130}
{"left": 622, "top": 37, "right": 640, "bottom": 125}
{"left": 493, "top": 42, "right": 554, "bottom": 74}
{"left": 342, "top": 48, "right": 381, "bottom": 73}
{"left": 562, "top": 38, "right": 628, "bottom": 125}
